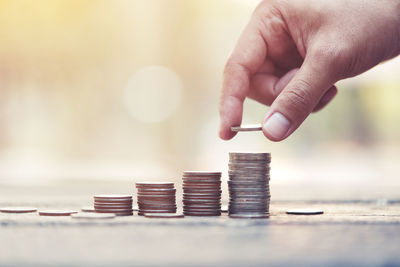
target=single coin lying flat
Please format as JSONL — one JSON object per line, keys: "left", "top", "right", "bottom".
{"left": 285, "top": 208, "right": 324, "bottom": 215}
{"left": 231, "top": 124, "right": 262, "bottom": 132}
{"left": 0, "top": 207, "right": 37, "bottom": 213}
{"left": 71, "top": 213, "right": 116, "bottom": 219}
{"left": 81, "top": 206, "right": 95, "bottom": 212}
{"left": 38, "top": 210, "right": 78, "bottom": 216}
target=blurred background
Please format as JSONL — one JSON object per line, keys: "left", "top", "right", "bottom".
{"left": 0, "top": 0, "right": 399, "bottom": 201}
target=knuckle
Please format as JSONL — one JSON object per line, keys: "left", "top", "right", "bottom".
{"left": 224, "top": 58, "right": 250, "bottom": 77}
{"left": 223, "top": 58, "right": 239, "bottom": 78}
{"left": 283, "top": 80, "right": 314, "bottom": 111}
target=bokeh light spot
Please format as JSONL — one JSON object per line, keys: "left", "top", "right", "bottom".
{"left": 123, "top": 66, "right": 183, "bottom": 123}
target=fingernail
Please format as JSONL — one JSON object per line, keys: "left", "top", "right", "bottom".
{"left": 263, "top": 112, "right": 291, "bottom": 140}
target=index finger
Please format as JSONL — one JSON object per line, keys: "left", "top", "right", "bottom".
{"left": 219, "top": 13, "right": 268, "bottom": 140}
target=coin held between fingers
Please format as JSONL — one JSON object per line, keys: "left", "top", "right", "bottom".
{"left": 231, "top": 124, "right": 263, "bottom": 132}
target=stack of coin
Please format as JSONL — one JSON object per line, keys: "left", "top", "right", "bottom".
{"left": 182, "top": 171, "right": 222, "bottom": 216}
{"left": 228, "top": 152, "right": 271, "bottom": 219}
{"left": 136, "top": 182, "right": 177, "bottom": 216}
{"left": 94, "top": 195, "right": 133, "bottom": 216}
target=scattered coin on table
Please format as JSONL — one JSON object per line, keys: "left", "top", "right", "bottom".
{"left": 231, "top": 124, "right": 262, "bottom": 132}
{"left": 286, "top": 208, "right": 324, "bottom": 215}
{"left": 81, "top": 206, "right": 95, "bottom": 212}
{"left": 38, "top": 210, "right": 78, "bottom": 216}
{"left": 0, "top": 207, "right": 37, "bottom": 213}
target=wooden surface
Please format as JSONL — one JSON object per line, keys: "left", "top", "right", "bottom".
{"left": 1, "top": 198, "right": 400, "bottom": 267}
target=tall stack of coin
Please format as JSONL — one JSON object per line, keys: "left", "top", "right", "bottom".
{"left": 94, "top": 195, "right": 133, "bottom": 216}
{"left": 136, "top": 182, "right": 177, "bottom": 216}
{"left": 228, "top": 152, "right": 271, "bottom": 219}
{"left": 182, "top": 171, "right": 222, "bottom": 216}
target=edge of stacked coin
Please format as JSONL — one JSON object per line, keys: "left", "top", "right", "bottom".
{"left": 94, "top": 194, "right": 133, "bottom": 216}
{"left": 182, "top": 171, "right": 222, "bottom": 216}
{"left": 136, "top": 182, "right": 177, "bottom": 216}
{"left": 228, "top": 152, "right": 271, "bottom": 218}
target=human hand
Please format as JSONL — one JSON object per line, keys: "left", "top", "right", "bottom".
{"left": 219, "top": 0, "right": 400, "bottom": 141}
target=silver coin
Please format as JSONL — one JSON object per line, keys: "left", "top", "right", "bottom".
{"left": 144, "top": 213, "right": 184, "bottom": 218}
{"left": 138, "top": 210, "right": 177, "bottom": 215}
{"left": 231, "top": 124, "right": 262, "bottom": 132}
{"left": 0, "top": 207, "right": 37, "bottom": 213}
{"left": 229, "top": 199, "right": 270, "bottom": 204}
{"left": 136, "top": 182, "right": 175, "bottom": 187}
{"left": 95, "top": 208, "right": 134, "bottom": 212}
{"left": 183, "top": 179, "right": 221, "bottom": 184}
{"left": 229, "top": 153, "right": 271, "bottom": 161}
{"left": 184, "top": 214, "right": 221, "bottom": 217}
{"left": 183, "top": 171, "right": 221, "bottom": 175}
{"left": 183, "top": 189, "right": 222, "bottom": 193}
{"left": 184, "top": 205, "right": 221, "bottom": 208}
{"left": 184, "top": 204, "right": 221, "bottom": 207}
{"left": 94, "top": 195, "right": 132, "bottom": 200}
{"left": 137, "top": 188, "right": 176, "bottom": 192}
{"left": 182, "top": 198, "right": 221, "bottom": 204}
{"left": 39, "top": 210, "right": 78, "bottom": 216}
{"left": 183, "top": 194, "right": 221, "bottom": 197}
{"left": 229, "top": 213, "right": 269, "bottom": 219}
{"left": 81, "top": 206, "right": 95, "bottom": 212}
{"left": 285, "top": 208, "right": 324, "bottom": 215}
{"left": 229, "top": 203, "right": 268, "bottom": 209}
{"left": 229, "top": 206, "right": 268, "bottom": 212}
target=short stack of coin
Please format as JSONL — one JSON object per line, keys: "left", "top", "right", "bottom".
{"left": 94, "top": 195, "right": 133, "bottom": 216}
{"left": 228, "top": 152, "right": 271, "bottom": 219}
{"left": 136, "top": 182, "right": 177, "bottom": 216}
{"left": 182, "top": 171, "right": 222, "bottom": 216}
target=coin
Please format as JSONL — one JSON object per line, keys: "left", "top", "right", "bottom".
{"left": 136, "top": 181, "right": 177, "bottom": 216}
{"left": 136, "top": 182, "right": 174, "bottom": 188}
{"left": 183, "top": 173, "right": 222, "bottom": 177}
{"left": 184, "top": 211, "right": 221, "bottom": 216}
{"left": 94, "top": 205, "right": 133, "bottom": 210}
{"left": 144, "top": 213, "right": 184, "bottom": 218}
{"left": 229, "top": 152, "right": 271, "bottom": 158}
{"left": 229, "top": 213, "right": 269, "bottom": 219}
{"left": 228, "top": 152, "right": 271, "bottom": 218}
{"left": 138, "top": 210, "right": 176, "bottom": 216}
{"left": 81, "top": 206, "right": 95, "bottom": 212}
{"left": 231, "top": 124, "right": 262, "bottom": 132}
{"left": 94, "top": 199, "right": 133, "bottom": 203}
{"left": 183, "top": 189, "right": 222, "bottom": 193}
{"left": 182, "top": 171, "right": 222, "bottom": 216}
{"left": 71, "top": 213, "right": 116, "bottom": 219}
{"left": 94, "top": 194, "right": 132, "bottom": 199}
{"left": 93, "top": 194, "right": 133, "bottom": 216}
{"left": 285, "top": 209, "right": 324, "bottom": 215}
{"left": 138, "top": 205, "right": 177, "bottom": 210}
{"left": 221, "top": 205, "right": 228, "bottom": 213}
{"left": 0, "top": 207, "right": 37, "bottom": 213}
{"left": 39, "top": 210, "right": 78, "bottom": 216}
{"left": 95, "top": 210, "right": 133, "bottom": 216}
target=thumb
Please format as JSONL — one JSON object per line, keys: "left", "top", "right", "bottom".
{"left": 262, "top": 57, "right": 335, "bottom": 141}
